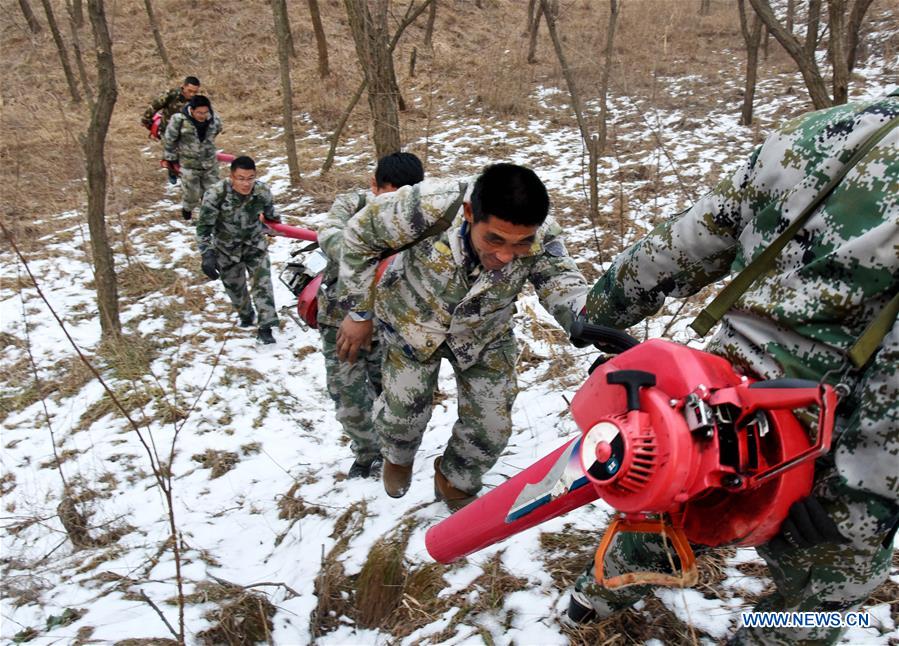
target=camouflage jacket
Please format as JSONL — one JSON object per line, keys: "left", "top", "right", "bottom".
{"left": 337, "top": 178, "right": 589, "bottom": 371}
{"left": 196, "top": 179, "right": 279, "bottom": 260}
{"left": 140, "top": 87, "right": 187, "bottom": 131}
{"left": 585, "top": 91, "right": 899, "bottom": 504}
{"left": 318, "top": 190, "right": 370, "bottom": 328}
{"left": 162, "top": 107, "right": 223, "bottom": 171}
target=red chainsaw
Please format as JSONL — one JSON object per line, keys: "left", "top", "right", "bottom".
{"left": 425, "top": 322, "right": 836, "bottom": 588}
{"left": 262, "top": 219, "right": 393, "bottom": 330}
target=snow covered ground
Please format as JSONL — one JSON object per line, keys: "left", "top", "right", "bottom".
{"left": 2, "top": 43, "right": 897, "bottom": 645}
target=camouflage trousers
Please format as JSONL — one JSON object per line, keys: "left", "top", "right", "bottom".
{"left": 572, "top": 464, "right": 898, "bottom": 645}
{"left": 320, "top": 324, "right": 383, "bottom": 462}
{"left": 181, "top": 166, "right": 220, "bottom": 213}
{"left": 375, "top": 334, "right": 518, "bottom": 494}
{"left": 216, "top": 243, "right": 278, "bottom": 328}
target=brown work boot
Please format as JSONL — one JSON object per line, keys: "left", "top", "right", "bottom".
{"left": 434, "top": 457, "right": 476, "bottom": 512}
{"left": 382, "top": 459, "right": 413, "bottom": 498}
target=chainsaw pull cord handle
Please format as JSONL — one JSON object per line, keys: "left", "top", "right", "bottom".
{"left": 607, "top": 370, "right": 657, "bottom": 411}
{"left": 594, "top": 517, "right": 699, "bottom": 590}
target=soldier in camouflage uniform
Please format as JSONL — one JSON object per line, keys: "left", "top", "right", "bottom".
{"left": 336, "top": 163, "right": 588, "bottom": 509}
{"left": 197, "top": 156, "right": 280, "bottom": 344}
{"left": 140, "top": 75, "right": 201, "bottom": 138}
{"left": 318, "top": 152, "right": 424, "bottom": 478}
{"left": 570, "top": 90, "right": 899, "bottom": 645}
{"left": 163, "top": 95, "right": 223, "bottom": 221}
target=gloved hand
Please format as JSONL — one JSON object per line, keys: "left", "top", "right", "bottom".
{"left": 201, "top": 250, "right": 219, "bottom": 280}
{"left": 769, "top": 496, "right": 848, "bottom": 551}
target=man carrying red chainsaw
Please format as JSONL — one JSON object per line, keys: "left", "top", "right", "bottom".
{"left": 140, "top": 75, "right": 201, "bottom": 141}
{"left": 335, "top": 163, "right": 589, "bottom": 510}
{"left": 571, "top": 90, "right": 899, "bottom": 644}
{"left": 317, "top": 152, "right": 424, "bottom": 479}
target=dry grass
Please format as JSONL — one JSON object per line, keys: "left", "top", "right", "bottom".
{"left": 191, "top": 449, "right": 240, "bottom": 479}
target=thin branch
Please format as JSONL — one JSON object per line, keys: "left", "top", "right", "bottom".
{"left": 139, "top": 589, "right": 179, "bottom": 640}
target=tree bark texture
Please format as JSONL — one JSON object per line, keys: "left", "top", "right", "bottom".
{"left": 18, "top": 0, "right": 42, "bottom": 33}
{"left": 828, "top": 0, "right": 848, "bottom": 104}
{"left": 846, "top": 0, "right": 875, "bottom": 72}
{"left": 748, "top": 0, "right": 832, "bottom": 108}
{"left": 597, "top": 0, "right": 619, "bottom": 155}
{"left": 541, "top": 0, "right": 599, "bottom": 223}
{"left": 67, "top": 2, "right": 93, "bottom": 104}
{"left": 272, "top": 0, "right": 301, "bottom": 185}
{"left": 143, "top": 0, "right": 176, "bottom": 79}
{"left": 786, "top": 0, "right": 795, "bottom": 32}
{"left": 527, "top": 0, "right": 543, "bottom": 63}
{"left": 344, "top": 0, "right": 401, "bottom": 158}
{"left": 85, "top": 0, "right": 121, "bottom": 340}
{"left": 737, "top": 0, "right": 763, "bottom": 125}
{"left": 307, "top": 0, "right": 330, "bottom": 78}
{"left": 40, "top": 0, "right": 81, "bottom": 102}
{"left": 424, "top": 0, "right": 437, "bottom": 47}
{"left": 69, "top": 0, "right": 83, "bottom": 26}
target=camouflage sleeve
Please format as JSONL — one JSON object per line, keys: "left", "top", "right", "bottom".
{"left": 318, "top": 192, "right": 363, "bottom": 262}
{"left": 141, "top": 88, "right": 176, "bottom": 128}
{"left": 585, "top": 148, "right": 761, "bottom": 328}
{"left": 161, "top": 114, "right": 182, "bottom": 162}
{"left": 834, "top": 316, "right": 899, "bottom": 506}
{"left": 529, "top": 220, "right": 589, "bottom": 334}
{"left": 338, "top": 180, "right": 467, "bottom": 313}
{"left": 196, "top": 183, "right": 224, "bottom": 254}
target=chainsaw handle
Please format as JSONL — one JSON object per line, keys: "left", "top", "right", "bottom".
{"left": 594, "top": 518, "right": 698, "bottom": 590}
{"left": 570, "top": 320, "right": 640, "bottom": 353}
{"left": 260, "top": 216, "right": 318, "bottom": 242}
{"left": 710, "top": 383, "right": 838, "bottom": 485}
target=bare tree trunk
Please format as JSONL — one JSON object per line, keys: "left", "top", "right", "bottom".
{"left": 527, "top": 0, "right": 543, "bottom": 63}
{"left": 307, "top": 0, "right": 330, "bottom": 78}
{"left": 344, "top": 0, "right": 401, "bottom": 158}
{"left": 272, "top": 0, "right": 301, "bottom": 185}
{"left": 18, "top": 0, "right": 42, "bottom": 33}
{"left": 409, "top": 46, "right": 417, "bottom": 77}
{"left": 846, "top": 0, "right": 875, "bottom": 72}
{"left": 786, "top": 0, "right": 795, "bottom": 32}
{"left": 738, "top": 0, "right": 763, "bottom": 125}
{"left": 85, "top": 0, "right": 120, "bottom": 341}
{"left": 762, "top": 25, "right": 770, "bottom": 59}
{"left": 322, "top": 0, "right": 434, "bottom": 173}
{"left": 597, "top": 0, "right": 619, "bottom": 155}
{"left": 424, "top": 0, "right": 437, "bottom": 47}
{"left": 541, "top": 0, "right": 599, "bottom": 223}
{"left": 748, "top": 0, "right": 832, "bottom": 108}
{"left": 67, "top": 3, "right": 93, "bottom": 104}
{"left": 828, "top": 0, "right": 849, "bottom": 104}
{"left": 143, "top": 0, "right": 176, "bottom": 79}
{"left": 525, "top": 0, "right": 536, "bottom": 35}
{"left": 69, "top": 0, "right": 83, "bottom": 26}
{"left": 39, "top": 0, "right": 81, "bottom": 103}
{"left": 699, "top": 0, "right": 711, "bottom": 15}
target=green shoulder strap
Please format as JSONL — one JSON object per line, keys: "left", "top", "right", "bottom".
{"left": 380, "top": 182, "right": 468, "bottom": 259}
{"left": 847, "top": 291, "right": 899, "bottom": 369}
{"left": 690, "top": 114, "right": 899, "bottom": 338}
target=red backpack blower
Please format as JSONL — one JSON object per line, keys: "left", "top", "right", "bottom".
{"left": 425, "top": 323, "right": 836, "bottom": 588}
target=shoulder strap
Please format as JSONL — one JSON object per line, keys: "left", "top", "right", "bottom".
{"left": 847, "top": 291, "right": 899, "bottom": 369}
{"left": 356, "top": 192, "right": 367, "bottom": 212}
{"left": 690, "top": 114, "right": 899, "bottom": 337}
{"left": 380, "top": 182, "right": 468, "bottom": 259}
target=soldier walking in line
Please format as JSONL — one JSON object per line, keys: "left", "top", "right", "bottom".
{"left": 335, "top": 163, "right": 588, "bottom": 510}
{"left": 163, "top": 95, "right": 223, "bottom": 221}
{"left": 570, "top": 90, "right": 899, "bottom": 646}
{"left": 318, "top": 152, "right": 424, "bottom": 478}
{"left": 140, "top": 75, "right": 201, "bottom": 140}
{"left": 197, "top": 156, "right": 280, "bottom": 345}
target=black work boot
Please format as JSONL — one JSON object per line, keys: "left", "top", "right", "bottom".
{"left": 566, "top": 591, "right": 597, "bottom": 624}
{"left": 348, "top": 456, "right": 383, "bottom": 479}
{"left": 239, "top": 312, "right": 256, "bottom": 328}
{"left": 256, "top": 326, "right": 275, "bottom": 345}
{"left": 182, "top": 208, "right": 193, "bottom": 221}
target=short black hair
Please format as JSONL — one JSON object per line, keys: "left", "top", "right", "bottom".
{"left": 189, "top": 95, "right": 211, "bottom": 109}
{"left": 231, "top": 156, "right": 256, "bottom": 172}
{"left": 184, "top": 76, "right": 200, "bottom": 87}
{"left": 375, "top": 152, "right": 424, "bottom": 189}
{"left": 470, "top": 163, "right": 549, "bottom": 226}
